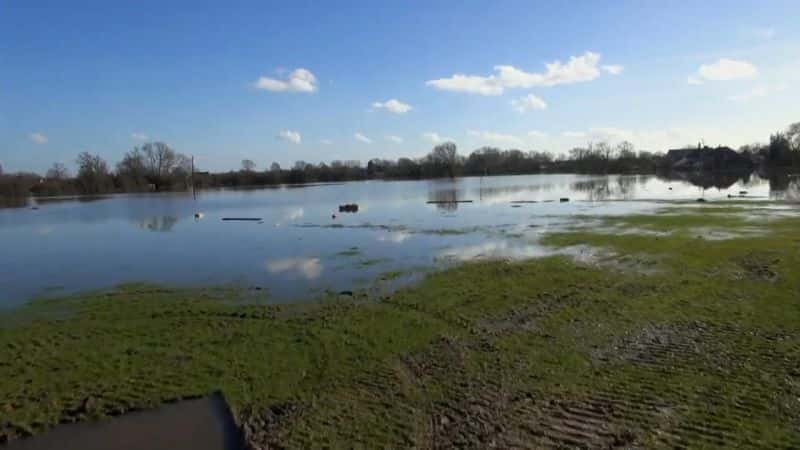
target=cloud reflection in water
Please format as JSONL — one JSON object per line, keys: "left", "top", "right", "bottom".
{"left": 266, "top": 257, "right": 323, "bottom": 279}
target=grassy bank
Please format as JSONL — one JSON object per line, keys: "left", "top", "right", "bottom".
{"left": 2, "top": 205, "right": 800, "bottom": 448}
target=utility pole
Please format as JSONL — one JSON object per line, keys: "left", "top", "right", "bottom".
{"left": 191, "top": 155, "right": 196, "bottom": 200}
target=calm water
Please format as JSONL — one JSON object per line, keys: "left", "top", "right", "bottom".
{"left": 0, "top": 173, "right": 783, "bottom": 306}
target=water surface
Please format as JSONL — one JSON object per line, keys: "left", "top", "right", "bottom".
{"left": 0, "top": 173, "right": 784, "bottom": 306}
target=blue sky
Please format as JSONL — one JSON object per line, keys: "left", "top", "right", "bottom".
{"left": 1, "top": 0, "right": 798, "bottom": 173}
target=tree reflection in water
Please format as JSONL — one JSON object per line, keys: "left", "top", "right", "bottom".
{"left": 137, "top": 215, "right": 179, "bottom": 232}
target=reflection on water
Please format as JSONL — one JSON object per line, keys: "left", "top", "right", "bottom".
{"left": 427, "top": 181, "right": 464, "bottom": 211}
{"left": 137, "top": 216, "right": 179, "bottom": 232}
{"left": 1, "top": 173, "right": 797, "bottom": 306}
{"left": 571, "top": 176, "right": 640, "bottom": 201}
{"left": 266, "top": 258, "right": 323, "bottom": 280}
{"left": 0, "top": 196, "right": 29, "bottom": 209}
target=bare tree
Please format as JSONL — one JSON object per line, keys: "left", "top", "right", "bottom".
{"left": 616, "top": 141, "right": 636, "bottom": 159}
{"left": 75, "top": 152, "right": 111, "bottom": 194}
{"left": 270, "top": 162, "right": 281, "bottom": 172}
{"left": 46, "top": 163, "right": 69, "bottom": 180}
{"left": 429, "top": 142, "right": 459, "bottom": 178}
{"left": 141, "top": 142, "right": 187, "bottom": 191}
{"left": 242, "top": 159, "right": 256, "bottom": 172}
{"left": 140, "top": 142, "right": 178, "bottom": 191}
{"left": 117, "top": 148, "right": 149, "bottom": 190}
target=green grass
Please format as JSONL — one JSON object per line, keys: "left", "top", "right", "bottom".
{"left": 2, "top": 206, "right": 800, "bottom": 447}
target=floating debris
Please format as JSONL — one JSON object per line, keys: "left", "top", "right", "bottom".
{"left": 510, "top": 200, "right": 538, "bottom": 204}
{"left": 221, "top": 217, "right": 262, "bottom": 221}
{"left": 560, "top": 198, "right": 570, "bottom": 202}
{"left": 339, "top": 204, "right": 359, "bottom": 213}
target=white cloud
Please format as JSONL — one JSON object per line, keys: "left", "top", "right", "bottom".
{"left": 266, "top": 257, "right": 322, "bottom": 279}
{"left": 687, "top": 76, "right": 703, "bottom": 85}
{"left": 254, "top": 68, "right": 318, "bottom": 93}
{"left": 426, "top": 51, "right": 618, "bottom": 95}
{"left": 371, "top": 99, "right": 412, "bottom": 114}
{"left": 386, "top": 135, "right": 403, "bottom": 143}
{"left": 511, "top": 94, "right": 548, "bottom": 113}
{"left": 354, "top": 132, "right": 372, "bottom": 144}
{"left": 562, "top": 131, "right": 586, "bottom": 138}
{"left": 131, "top": 132, "right": 148, "bottom": 140}
{"left": 422, "top": 132, "right": 452, "bottom": 144}
{"left": 426, "top": 74, "right": 503, "bottom": 96}
{"left": 29, "top": 132, "right": 48, "bottom": 144}
{"left": 527, "top": 130, "right": 547, "bottom": 139}
{"left": 696, "top": 58, "right": 758, "bottom": 81}
{"left": 467, "top": 130, "right": 522, "bottom": 145}
{"left": 601, "top": 64, "right": 624, "bottom": 75}
{"left": 320, "top": 139, "right": 333, "bottom": 145}
{"left": 276, "top": 130, "right": 302, "bottom": 143}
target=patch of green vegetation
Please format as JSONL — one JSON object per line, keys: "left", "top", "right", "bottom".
{"left": 335, "top": 247, "right": 361, "bottom": 257}
{"left": 2, "top": 209, "right": 800, "bottom": 447}
{"left": 602, "top": 211, "right": 750, "bottom": 231}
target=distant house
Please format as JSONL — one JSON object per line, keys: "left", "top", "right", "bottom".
{"left": 665, "top": 146, "right": 752, "bottom": 172}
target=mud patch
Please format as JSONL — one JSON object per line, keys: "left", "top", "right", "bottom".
{"left": 733, "top": 251, "right": 781, "bottom": 282}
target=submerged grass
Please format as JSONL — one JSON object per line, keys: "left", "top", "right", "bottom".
{"left": 2, "top": 205, "right": 800, "bottom": 448}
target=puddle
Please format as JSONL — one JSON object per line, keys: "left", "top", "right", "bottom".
{"left": 5, "top": 393, "right": 244, "bottom": 450}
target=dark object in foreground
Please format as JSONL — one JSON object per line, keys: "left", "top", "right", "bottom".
{"left": 221, "top": 218, "right": 262, "bottom": 221}
{"left": 560, "top": 198, "right": 570, "bottom": 202}
{"left": 338, "top": 204, "right": 359, "bottom": 213}
{"left": 4, "top": 393, "right": 243, "bottom": 450}
{"left": 697, "top": 198, "right": 707, "bottom": 202}
{"left": 510, "top": 200, "right": 538, "bottom": 204}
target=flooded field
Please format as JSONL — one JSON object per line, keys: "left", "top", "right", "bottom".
{"left": 0, "top": 173, "right": 793, "bottom": 305}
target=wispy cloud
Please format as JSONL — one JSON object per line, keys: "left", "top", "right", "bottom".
{"left": 29, "top": 132, "right": 48, "bottom": 144}
{"left": 354, "top": 132, "right": 372, "bottom": 144}
{"left": 427, "top": 51, "right": 620, "bottom": 95}
{"left": 562, "top": 131, "right": 586, "bottom": 138}
{"left": 527, "top": 130, "right": 547, "bottom": 139}
{"left": 467, "top": 130, "right": 522, "bottom": 145}
{"left": 320, "top": 139, "right": 333, "bottom": 145}
{"left": 371, "top": 99, "right": 412, "bottom": 114}
{"left": 729, "top": 84, "right": 786, "bottom": 102}
{"left": 511, "top": 94, "right": 547, "bottom": 113}
{"left": 255, "top": 68, "right": 318, "bottom": 93}
{"left": 131, "top": 132, "right": 148, "bottom": 141}
{"left": 743, "top": 26, "right": 776, "bottom": 40}
{"left": 386, "top": 135, "right": 403, "bottom": 143}
{"left": 422, "top": 132, "right": 452, "bottom": 144}
{"left": 276, "top": 130, "right": 302, "bottom": 143}
{"left": 601, "top": 64, "right": 624, "bottom": 75}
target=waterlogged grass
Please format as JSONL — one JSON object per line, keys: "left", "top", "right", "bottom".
{"left": 2, "top": 207, "right": 800, "bottom": 447}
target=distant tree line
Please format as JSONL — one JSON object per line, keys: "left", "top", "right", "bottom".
{"left": 1, "top": 122, "right": 798, "bottom": 200}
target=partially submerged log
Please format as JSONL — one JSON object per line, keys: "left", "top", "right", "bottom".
{"left": 221, "top": 217, "right": 262, "bottom": 221}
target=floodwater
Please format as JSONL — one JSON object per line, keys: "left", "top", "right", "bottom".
{"left": 4, "top": 393, "right": 243, "bottom": 450}
{"left": 0, "top": 173, "right": 788, "bottom": 306}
